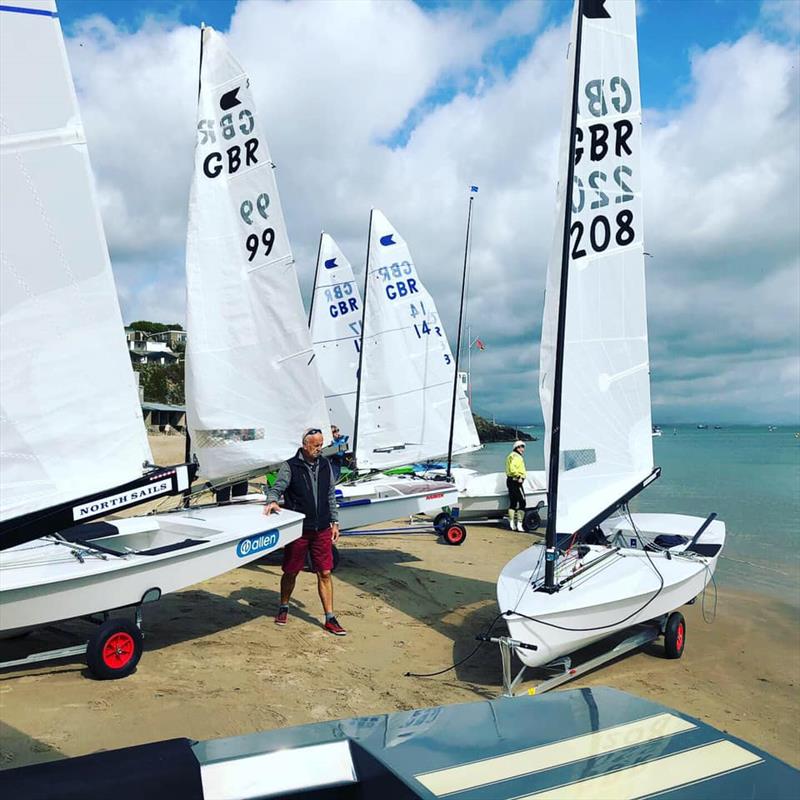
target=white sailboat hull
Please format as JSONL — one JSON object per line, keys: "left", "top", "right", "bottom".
{"left": 336, "top": 478, "right": 459, "bottom": 530}
{"left": 497, "top": 513, "right": 725, "bottom": 667}
{"left": 423, "top": 468, "right": 547, "bottom": 519}
{"left": 0, "top": 500, "right": 303, "bottom": 633}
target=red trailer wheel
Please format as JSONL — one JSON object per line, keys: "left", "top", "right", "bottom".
{"left": 86, "top": 618, "right": 143, "bottom": 680}
{"left": 664, "top": 612, "right": 686, "bottom": 659}
{"left": 444, "top": 524, "right": 467, "bottom": 546}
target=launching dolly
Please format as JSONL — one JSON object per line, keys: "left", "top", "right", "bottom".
{"left": 480, "top": 611, "right": 687, "bottom": 697}
{"left": 340, "top": 511, "right": 468, "bottom": 546}
{"left": 0, "top": 589, "right": 161, "bottom": 680}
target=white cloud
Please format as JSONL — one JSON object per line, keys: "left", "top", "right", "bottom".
{"left": 760, "top": 0, "right": 800, "bottom": 36}
{"left": 62, "top": 0, "right": 799, "bottom": 423}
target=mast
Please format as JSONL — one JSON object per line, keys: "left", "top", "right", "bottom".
{"left": 184, "top": 21, "right": 205, "bottom": 507}
{"left": 445, "top": 189, "right": 475, "bottom": 478}
{"left": 350, "top": 209, "right": 374, "bottom": 470}
{"left": 307, "top": 231, "right": 324, "bottom": 326}
{"left": 544, "top": 0, "right": 587, "bottom": 593}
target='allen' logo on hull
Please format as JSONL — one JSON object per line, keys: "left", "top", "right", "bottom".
{"left": 237, "top": 530, "right": 279, "bottom": 558}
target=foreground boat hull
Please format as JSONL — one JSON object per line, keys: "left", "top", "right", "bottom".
{"left": 2, "top": 686, "right": 797, "bottom": 798}
{"left": 497, "top": 513, "right": 726, "bottom": 667}
{"left": 0, "top": 501, "right": 303, "bottom": 632}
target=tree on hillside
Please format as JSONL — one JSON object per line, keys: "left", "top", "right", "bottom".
{"left": 133, "top": 363, "right": 185, "bottom": 405}
{"left": 127, "top": 320, "right": 184, "bottom": 334}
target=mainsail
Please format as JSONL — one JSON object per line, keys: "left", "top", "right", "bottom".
{"left": 185, "top": 27, "right": 330, "bottom": 480}
{"left": 0, "top": 0, "right": 152, "bottom": 523}
{"left": 355, "top": 209, "right": 480, "bottom": 470}
{"left": 540, "top": 0, "right": 653, "bottom": 536}
{"left": 309, "top": 233, "right": 361, "bottom": 438}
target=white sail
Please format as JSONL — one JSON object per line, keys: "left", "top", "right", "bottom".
{"left": 309, "top": 233, "right": 361, "bottom": 439}
{"left": 355, "top": 209, "right": 480, "bottom": 470}
{"left": 185, "top": 27, "right": 330, "bottom": 481}
{"left": 0, "top": 0, "right": 152, "bottom": 522}
{"left": 540, "top": 0, "right": 653, "bottom": 534}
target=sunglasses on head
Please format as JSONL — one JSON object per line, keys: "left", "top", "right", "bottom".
{"left": 304, "top": 428, "right": 322, "bottom": 437}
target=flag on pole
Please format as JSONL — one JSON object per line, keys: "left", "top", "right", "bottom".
{"left": 470, "top": 185, "right": 479, "bottom": 193}
{"left": 475, "top": 338, "right": 486, "bottom": 350}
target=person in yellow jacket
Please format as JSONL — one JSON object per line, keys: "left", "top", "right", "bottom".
{"left": 505, "top": 440, "right": 527, "bottom": 531}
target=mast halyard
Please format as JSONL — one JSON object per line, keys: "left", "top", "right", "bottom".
{"left": 544, "top": 0, "right": 588, "bottom": 593}
{"left": 445, "top": 189, "right": 475, "bottom": 478}
{"left": 350, "top": 209, "right": 374, "bottom": 472}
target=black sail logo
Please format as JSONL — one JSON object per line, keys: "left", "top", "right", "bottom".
{"left": 220, "top": 86, "right": 242, "bottom": 110}
{"left": 582, "top": 0, "right": 611, "bottom": 19}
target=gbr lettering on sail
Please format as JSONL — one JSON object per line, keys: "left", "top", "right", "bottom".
{"left": 570, "top": 62, "right": 642, "bottom": 262}
{"left": 195, "top": 69, "right": 292, "bottom": 271}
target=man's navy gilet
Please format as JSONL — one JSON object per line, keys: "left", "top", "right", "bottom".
{"left": 283, "top": 451, "right": 332, "bottom": 532}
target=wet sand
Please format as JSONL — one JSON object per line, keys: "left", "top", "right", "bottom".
{"left": 1, "top": 436, "right": 798, "bottom": 770}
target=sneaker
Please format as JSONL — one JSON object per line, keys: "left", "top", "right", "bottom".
{"left": 324, "top": 616, "right": 347, "bottom": 636}
{"left": 274, "top": 608, "right": 288, "bottom": 625}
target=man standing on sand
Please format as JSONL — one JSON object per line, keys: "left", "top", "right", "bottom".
{"left": 505, "top": 440, "right": 527, "bottom": 532}
{"left": 263, "top": 429, "right": 346, "bottom": 635}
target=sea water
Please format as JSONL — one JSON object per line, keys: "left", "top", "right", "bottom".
{"left": 457, "top": 426, "right": 800, "bottom": 607}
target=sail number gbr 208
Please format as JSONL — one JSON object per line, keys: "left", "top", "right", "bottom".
{"left": 570, "top": 75, "right": 638, "bottom": 261}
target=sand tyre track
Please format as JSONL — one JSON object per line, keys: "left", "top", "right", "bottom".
{"left": 664, "top": 611, "right": 686, "bottom": 659}
{"left": 86, "top": 618, "right": 143, "bottom": 680}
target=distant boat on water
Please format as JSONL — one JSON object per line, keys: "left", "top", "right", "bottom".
{"left": 768, "top": 425, "right": 777, "bottom": 432}
{"left": 652, "top": 425, "right": 662, "bottom": 437}
{"left": 697, "top": 424, "right": 708, "bottom": 429}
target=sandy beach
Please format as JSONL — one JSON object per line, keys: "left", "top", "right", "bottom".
{"left": 1, "top": 436, "right": 798, "bottom": 772}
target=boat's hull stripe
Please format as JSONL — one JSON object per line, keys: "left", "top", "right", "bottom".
{"left": 415, "top": 712, "right": 694, "bottom": 795}
{"left": 519, "top": 739, "right": 762, "bottom": 799}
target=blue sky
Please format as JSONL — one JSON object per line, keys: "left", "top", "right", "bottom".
{"left": 49, "top": 0, "right": 800, "bottom": 424}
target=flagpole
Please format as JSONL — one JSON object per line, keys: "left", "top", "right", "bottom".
{"left": 467, "top": 324, "right": 472, "bottom": 408}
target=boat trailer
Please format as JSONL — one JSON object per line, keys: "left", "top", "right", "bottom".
{"left": 0, "top": 588, "right": 161, "bottom": 680}
{"left": 340, "top": 509, "right": 469, "bottom": 546}
{"left": 341, "top": 501, "right": 546, "bottom": 546}
{"left": 480, "top": 611, "right": 687, "bottom": 697}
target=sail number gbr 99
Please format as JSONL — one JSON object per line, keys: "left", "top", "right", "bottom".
{"left": 239, "top": 192, "right": 275, "bottom": 262}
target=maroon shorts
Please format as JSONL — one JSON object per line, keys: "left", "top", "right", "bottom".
{"left": 282, "top": 527, "right": 334, "bottom": 574}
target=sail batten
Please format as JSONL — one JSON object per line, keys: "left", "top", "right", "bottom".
{"left": 540, "top": 0, "right": 653, "bottom": 537}
{"left": 185, "top": 27, "right": 330, "bottom": 480}
{"left": 355, "top": 210, "right": 480, "bottom": 471}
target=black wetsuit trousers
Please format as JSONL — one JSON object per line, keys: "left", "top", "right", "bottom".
{"left": 506, "top": 477, "right": 527, "bottom": 511}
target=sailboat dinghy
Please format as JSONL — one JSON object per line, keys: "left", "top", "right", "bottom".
{"left": 0, "top": 14, "right": 325, "bottom": 677}
{"left": 496, "top": 0, "right": 725, "bottom": 672}
{"left": 309, "top": 222, "right": 466, "bottom": 538}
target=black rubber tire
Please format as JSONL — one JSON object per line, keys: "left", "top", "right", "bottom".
{"left": 443, "top": 524, "right": 467, "bottom": 546}
{"left": 305, "top": 543, "right": 340, "bottom": 572}
{"left": 86, "top": 618, "right": 143, "bottom": 680}
{"left": 522, "top": 509, "right": 542, "bottom": 532}
{"left": 664, "top": 611, "right": 686, "bottom": 659}
{"left": 433, "top": 512, "right": 454, "bottom": 533}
